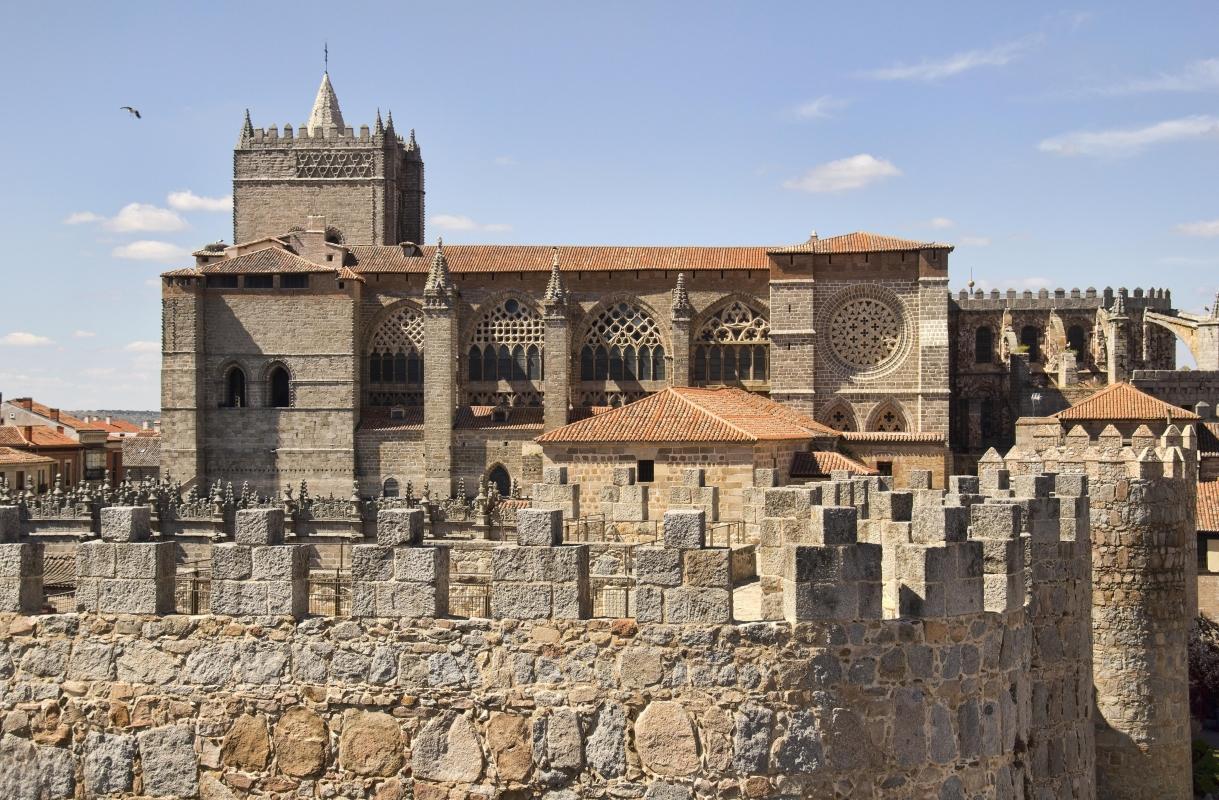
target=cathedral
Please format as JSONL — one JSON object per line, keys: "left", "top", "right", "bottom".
{"left": 160, "top": 73, "right": 1219, "bottom": 499}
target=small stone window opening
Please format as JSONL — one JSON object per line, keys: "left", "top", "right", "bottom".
{"left": 876, "top": 460, "right": 893, "bottom": 476}
{"left": 636, "top": 459, "right": 655, "bottom": 483}
{"left": 268, "top": 366, "right": 291, "bottom": 408}
{"left": 1020, "top": 326, "right": 1042, "bottom": 363}
{"left": 383, "top": 478, "right": 400, "bottom": 498}
{"left": 974, "top": 327, "right": 994, "bottom": 364}
{"left": 244, "top": 274, "right": 274, "bottom": 289}
{"left": 223, "top": 366, "right": 246, "bottom": 408}
{"left": 1067, "top": 325, "right": 1087, "bottom": 363}
{"left": 488, "top": 465, "right": 511, "bottom": 496}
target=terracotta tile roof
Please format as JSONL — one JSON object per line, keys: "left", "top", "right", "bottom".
{"left": 161, "top": 267, "right": 202, "bottom": 277}
{"left": 455, "top": 406, "right": 544, "bottom": 430}
{"left": 9, "top": 399, "right": 99, "bottom": 431}
{"left": 1052, "top": 382, "right": 1201, "bottom": 423}
{"left": 0, "top": 447, "right": 55, "bottom": 466}
{"left": 0, "top": 426, "right": 80, "bottom": 448}
{"left": 195, "top": 247, "right": 334, "bottom": 274}
{"left": 358, "top": 407, "right": 424, "bottom": 432}
{"left": 790, "top": 450, "right": 879, "bottom": 478}
{"left": 336, "top": 266, "right": 365, "bottom": 283}
{"left": 349, "top": 245, "right": 773, "bottom": 274}
{"left": 1200, "top": 481, "right": 1219, "bottom": 533}
{"left": 537, "top": 387, "right": 837, "bottom": 444}
{"left": 840, "top": 431, "right": 947, "bottom": 444}
{"left": 769, "top": 231, "right": 952, "bottom": 255}
{"left": 568, "top": 406, "right": 615, "bottom": 422}
{"left": 121, "top": 436, "right": 160, "bottom": 468}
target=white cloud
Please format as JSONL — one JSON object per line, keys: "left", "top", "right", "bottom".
{"left": 111, "top": 240, "right": 189, "bottom": 261}
{"left": 167, "top": 190, "right": 232, "bottom": 212}
{"left": 1, "top": 332, "right": 54, "bottom": 347}
{"left": 430, "top": 214, "right": 513, "bottom": 233}
{"left": 493, "top": 156, "right": 518, "bottom": 167}
{"left": 64, "top": 211, "right": 103, "bottom": 225}
{"left": 1039, "top": 115, "right": 1219, "bottom": 157}
{"left": 864, "top": 35, "right": 1041, "bottom": 81}
{"left": 960, "top": 235, "right": 992, "bottom": 246}
{"left": 82, "top": 367, "right": 117, "bottom": 378}
{"left": 927, "top": 217, "right": 955, "bottom": 229}
{"left": 72, "top": 330, "right": 96, "bottom": 338}
{"left": 792, "top": 95, "right": 848, "bottom": 119}
{"left": 1104, "top": 58, "right": 1219, "bottom": 95}
{"left": 123, "top": 341, "right": 160, "bottom": 353}
{"left": 104, "top": 203, "right": 188, "bottom": 233}
{"left": 782, "top": 154, "right": 901, "bottom": 193}
{"left": 1176, "top": 218, "right": 1219, "bottom": 237}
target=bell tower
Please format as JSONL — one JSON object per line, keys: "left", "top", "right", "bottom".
{"left": 232, "top": 72, "right": 424, "bottom": 246}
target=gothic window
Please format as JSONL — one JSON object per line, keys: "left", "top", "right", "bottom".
{"left": 487, "top": 465, "right": 511, "bottom": 496}
{"left": 830, "top": 298, "right": 901, "bottom": 370}
{"left": 382, "top": 478, "right": 400, "bottom": 498}
{"left": 468, "top": 298, "right": 544, "bottom": 382}
{"left": 268, "top": 365, "right": 291, "bottom": 408}
{"left": 1020, "top": 326, "right": 1041, "bottom": 363}
{"left": 869, "top": 402, "right": 908, "bottom": 433}
{"left": 367, "top": 305, "right": 425, "bottom": 404}
{"left": 820, "top": 401, "right": 857, "bottom": 432}
{"left": 580, "top": 302, "right": 666, "bottom": 381}
{"left": 1067, "top": 325, "right": 1087, "bottom": 363}
{"left": 693, "top": 301, "right": 771, "bottom": 384}
{"left": 974, "top": 327, "right": 995, "bottom": 364}
{"left": 223, "top": 366, "right": 246, "bottom": 408}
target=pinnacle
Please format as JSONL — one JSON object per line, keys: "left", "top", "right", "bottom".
{"left": 544, "top": 247, "right": 567, "bottom": 306}
{"left": 307, "top": 71, "right": 345, "bottom": 133}
{"left": 672, "top": 272, "right": 693, "bottom": 316}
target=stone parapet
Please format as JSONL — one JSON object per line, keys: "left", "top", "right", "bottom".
{"left": 75, "top": 540, "right": 176, "bottom": 615}
{"left": 0, "top": 541, "right": 43, "bottom": 613}
{"left": 351, "top": 544, "right": 449, "bottom": 618}
{"left": 210, "top": 543, "right": 309, "bottom": 617}
{"left": 636, "top": 510, "right": 732, "bottom": 624}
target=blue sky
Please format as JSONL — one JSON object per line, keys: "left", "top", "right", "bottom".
{"left": 2, "top": 1, "right": 1218, "bottom": 408}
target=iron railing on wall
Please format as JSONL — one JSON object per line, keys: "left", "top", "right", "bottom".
{"left": 449, "top": 573, "right": 492, "bottom": 619}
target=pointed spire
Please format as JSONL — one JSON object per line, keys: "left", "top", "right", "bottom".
{"left": 307, "top": 72, "right": 345, "bottom": 134}
{"left": 544, "top": 247, "right": 567, "bottom": 309}
{"left": 385, "top": 110, "right": 396, "bottom": 134}
{"left": 672, "top": 272, "right": 693, "bottom": 319}
{"left": 241, "top": 108, "right": 254, "bottom": 140}
{"left": 424, "top": 238, "right": 452, "bottom": 305}
{"left": 1212, "top": 290, "right": 1219, "bottom": 320}
{"left": 374, "top": 108, "right": 384, "bottom": 136}
{"left": 407, "top": 128, "right": 418, "bottom": 151}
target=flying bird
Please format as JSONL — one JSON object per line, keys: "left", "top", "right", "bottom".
{"left": 120, "top": 106, "right": 141, "bottom": 119}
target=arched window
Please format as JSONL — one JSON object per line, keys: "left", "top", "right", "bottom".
{"left": 468, "top": 298, "right": 544, "bottom": 382}
{"left": 223, "top": 366, "right": 246, "bottom": 408}
{"left": 382, "top": 478, "right": 400, "bottom": 498}
{"left": 819, "top": 401, "right": 857, "bottom": 432}
{"left": 694, "top": 301, "right": 770, "bottom": 384}
{"left": 487, "top": 465, "right": 511, "bottom": 497}
{"left": 581, "top": 302, "right": 666, "bottom": 382}
{"left": 1020, "top": 326, "right": 1041, "bottom": 363}
{"left": 974, "top": 327, "right": 994, "bottom": 364}
{"left": 869, "top": 401, "right": 908, "bottom": 433}
{"left": 367, "top": 306, "right": 425, "bottom": 403}
{"left": 1067, "top": 325, "right": 1087, "bottom": 363}
{"left": 268, "top": 366, "right": 291, "bottom": 407}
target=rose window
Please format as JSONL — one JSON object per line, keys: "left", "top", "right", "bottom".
{"left": 829, "top": 298, "right": 902, "bottom": 370}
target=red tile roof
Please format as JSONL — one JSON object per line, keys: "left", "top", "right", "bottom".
{"left": 455, "top": 406, "right": 544, "bottom": 430}
{"left": 8, "top": 399, "right": 100, "bottom": 431}
{"left": 790, "top": 450, "right": 879, "bottom": 478}
{"left": 0, "top": 447, "right": 56, "bottom": 466}
{"left": 1200, "top": 481, "right": 1219, "bottom": 533}
{"left": 1052, "top": 382, "right": 1201, "bottom": 423}
{"left": 358, "top": 407, "right": 424, "bottom": 432}
{"left": 0, "top": 426, "right": 80, "bottom": 448}
{"left": 349, "top": 245, "right": 773, "bottom": 274}
{"left": 769, "top": 231, "right": 952, "bottom": 255}
{"left": 537, "top": 387, "right": 837, "bottom": 444}
{"left": 194, "top": 247, "right": 334, "bottom": 274}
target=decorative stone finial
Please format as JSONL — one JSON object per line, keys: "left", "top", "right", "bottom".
{"left": 1112, "top": 289, "right": 1127, "bottom": 316}
{"left": 240, "top": 108, "right": 254, "bottom": 141}
{"left": 407, "top": 128, "right": 418, "bottom": 151}
{"left": 544, "top": 247, "right": 567, "bottom": 308}
{"left": 424, "top": 239, "right": 452, "bottom": 304}
{"left": 374, "top": 108, "right": 384, "bottom": 136}
{"left": 672, "top": 272, "right": 693, "bottom": 319}
{"left": 307, "top": 71, "right": 345, "bottom": 134}
{"left": 1211, "top": 290, "right": 1219, "bottom": 320}
{"left": 385, "top": 110, "right": 395, "bottom": 134}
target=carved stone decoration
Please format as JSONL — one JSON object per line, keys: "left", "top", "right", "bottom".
{"left": 820, "top": 285, "right": 911, "bottom": 380}
{"left": 295, "top": 150, "right": 375, "bottom": 178}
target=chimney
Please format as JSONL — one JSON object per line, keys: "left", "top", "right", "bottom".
{"left": 105, "top": 416, "right": 112, "bottom": 425}
{"left": 16, "top": 398, "right": 32, "bottom": 410}
{"left": 49, "top": 408, "right": 60, "bottom": 421}
{"left": 142, "top": 420, "right": 150, "bottom": 430}
{"left": 21, "top": 426, "right": 33, "bottom": 443}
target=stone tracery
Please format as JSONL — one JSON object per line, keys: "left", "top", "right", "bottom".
{"left": 693, "top": 301, "right": 770, "bottom": 384}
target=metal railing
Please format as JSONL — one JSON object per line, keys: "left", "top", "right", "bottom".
{"left": 708, "top": 521, "right": 745, "bottom": 548}
{"left": 564, "top": 514, "right": 608, "bottom": 543}
{"left": 449, "top": 573, "right": 491, "bottom": 619}
{"left": 174, "top": 559, "right": 212, "bottom": 614}
{"left": 307, "top": 574, "right": 352, "bottom": 617}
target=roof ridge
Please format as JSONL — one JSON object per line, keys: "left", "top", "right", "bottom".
{"left": 671, "top": 387, "right": 759, "bottom": 442}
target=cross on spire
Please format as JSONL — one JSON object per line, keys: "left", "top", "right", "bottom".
{"left": 324, "top": 41, "right": 329, "bottom": 73}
